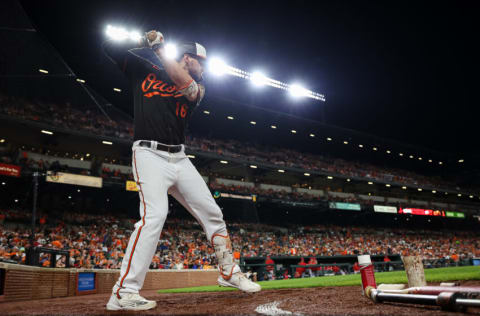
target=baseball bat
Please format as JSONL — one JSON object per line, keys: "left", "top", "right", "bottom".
{"left": 367, "top": 286, "right": 480, "bottom": 297}
{"left": 370, "top": 289, "right": 480, "bottom": 311}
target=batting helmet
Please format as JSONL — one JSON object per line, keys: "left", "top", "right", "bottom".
{"left": 177, "top": 42, "right": 207, "bottom": 61}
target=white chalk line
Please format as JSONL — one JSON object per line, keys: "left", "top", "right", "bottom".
{"left": 255, "top": 301, "right": 303, "bottom": 316}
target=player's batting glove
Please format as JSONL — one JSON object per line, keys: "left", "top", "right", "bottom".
{"left": 145, "top": 30, "right": 164, "bottom": 50}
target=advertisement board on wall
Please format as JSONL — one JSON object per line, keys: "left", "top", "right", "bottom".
{"left": 126, "top": 180, "right": 139, "bottom": 192}
{"left": 373, "top": 205, "right": 397, "bottom": 214}
{"left": 328, "top": 202, "right": 361, "bottom": 211}
{"left": 46, "top": 172, "right": 102, "bottom": 188}
{"left": 398, "top": 208, "right": 445, "bottom": 217}
{"left": 76, "top": 272, "right": 96, "bottom": 295}
{"left": 0, "top": 163, "right": 21, "bottom": 177}
{"left": 445, "top": 211, "right": 465, "bottom": 218}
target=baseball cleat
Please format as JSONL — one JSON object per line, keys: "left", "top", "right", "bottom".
{"left": 106, "top": 293, "right": 157, "bottom": 311}
{"left": 217, "top": 273, "right": 262, "bottom": 293}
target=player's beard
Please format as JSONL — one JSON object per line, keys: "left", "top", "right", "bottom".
{"left": 189, "top": 70, "right": 202, "bottom": 82}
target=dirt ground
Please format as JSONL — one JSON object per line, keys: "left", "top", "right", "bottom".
{"left": 1, "top": 281, "right": 479, "bottom": 316}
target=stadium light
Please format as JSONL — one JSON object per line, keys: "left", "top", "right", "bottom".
{"left": 418, "top": 157, "right": 423, "bottom": 161}
{"left": 327, "top": 176, "right": 333, "bottom": 180}
{"left": 164, "top": 43, "right": 178, "bottom": 59}
{"left": 458, "top": 159, "right": 464, "bottom": 163}
{"left": 439, "top": 161, "right": 443, "bottom": 165}
{"left": 203, "top": 110, "right": 210, "bottom": 114}
{"left": 372, "top": 147, "right": 378, "bottom": 151}
{"left": 220, "top": 160, "right": 228, "bottom": 164}
{"left": 304, "top": 173, "right": 310, "bottom": 176}
{"left": 289, "top": 84, "right": 309, "bottom": 98}
{"left": 418, "top": 188, "right": 422, "bottom": 191}
{"left": 358, "top": 144, "right": 364, "bottom": 148}
{"left": 187, "top": 155, "right": 195, "bottom": 159}
{"left": 457, "top": 193, "right": 462, "bottom": 197}
{"left": 129, "top": 31, "right": 142, "bottom": 42}
{"left": 386, "top": 150, "right": 391, "bottom": 154}
{"left": 102, "top": 141, "right": 113, "bottom": 145}
{"left": 428, "top": 159, "right": 433, "bottom": 163}
{"left": 227, "top": 116, "right": 234, "bottom": 120}
{"left": 105, "top": 25, "right": 128, "bottom": 41}
{"left": 41, "top": 130, "right": 53, "bottom": 135}
{"left": 250, "top": 165, "right": 257, "bottom": 169}
{"left": 113, "top": 88, "right": 122, "bottom": 92}
{"left": 470, "top": 195, "right": 474, "bottom": 198}
{"left": 409, "top": 155, "right": 414, "bottom": 159}
{"left": 250, "top": 121, "right": 256, "bottom": 125}
{"left": 399, "top": 153, "right": 404, "bottom": 157}
{"left": 326, "top": 137, "right": 332, "bottom": 141}
{"left": 343, "top": 141, "right": 348, "bottom": 145}
{"left": 385, "top": 184, "right": 391, "bottom": 187}
{"left": 402, "top": 186, "right": 407, "bottom": 190}
{"left": 368, "top": 181, "right": 373, "bottom": 185}
{"left": 346, "top": 178, "right": 351, "bottom": 182}
{"left": 291, "top": 130, "right": 297, "bottom": 134}
{"left": 309, "top": 133, "right": 315, "bottom": 137}
{"left": 250, "top": 71, "right": 268, "bottom": 86}
{"left": 39, "top": 69, "right": 48, "bottom": 74}
{"left": 432, "top": 190, "right": 436, "bottom": 193}
{"left": 278, "top": 169, "right": 285, "bottom": 173}
{"left": 0, "top": 139, "right": 4, "bottom": 143}
{"left": 208, "top": 57, "right": 228, "bottom": 76}
{"left": 271, "top": 125, "right": 277, "bottom": 129}
{"left": 76, "top": 79, "right": 86, "bottom": 83}
{"left": 209, "top": 60, "right": 325, "bottom": 101}
{"left": 105, "top": 25, "right": 140, "bottom": 42}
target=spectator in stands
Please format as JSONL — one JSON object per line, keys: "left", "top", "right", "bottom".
{"left": 1, "top": 93, "right": 474, "bottom": 195}
{"left": 1, "top": 208, "right": 479, "bottom": 271}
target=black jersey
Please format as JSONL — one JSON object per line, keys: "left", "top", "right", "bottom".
{"left": 103, "top": 41, "right": 202, "bottom": 145}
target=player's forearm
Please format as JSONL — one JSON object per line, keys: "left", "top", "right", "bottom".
{"left": 153, "top": 48, "right": 193, "bottom": 89}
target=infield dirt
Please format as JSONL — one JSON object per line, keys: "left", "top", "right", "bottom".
{"left": 1, "top": 281, "right": 479, "bottom": 315}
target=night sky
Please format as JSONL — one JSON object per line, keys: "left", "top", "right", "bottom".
{"left": 18, "top": 0, "right": 480, "bottom": 155}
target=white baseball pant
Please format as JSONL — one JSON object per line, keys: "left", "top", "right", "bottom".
{"left": 113, "top": 140, "right": 227, "bottom": 297}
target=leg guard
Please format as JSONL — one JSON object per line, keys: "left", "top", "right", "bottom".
{"left": 212, "top": 234, "right": 240, "bottom": 280}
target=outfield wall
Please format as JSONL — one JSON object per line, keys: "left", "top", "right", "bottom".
{"left": 0, "top": 263, "right": 218, "bottom": 302}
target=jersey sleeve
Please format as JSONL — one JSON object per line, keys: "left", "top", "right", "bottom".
{"left": 102, "top": 40, "right": 163, "bottom": 79}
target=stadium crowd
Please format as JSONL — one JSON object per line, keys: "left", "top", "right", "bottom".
{"left": 0, "top": 94, "right": 466, "bottom": 194}
{"left": 1, "top": 209, "right": 478, "bottom": 270}
{"left": 0, "top": 94, "right": 133, "bottom": 139}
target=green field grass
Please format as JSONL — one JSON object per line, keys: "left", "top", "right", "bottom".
{"left": 157, "top": 266, "right": 480, "bottom": 294}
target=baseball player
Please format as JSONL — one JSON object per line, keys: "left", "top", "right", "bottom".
{"left": 103, "top": 31, "right": 261, "bottom": 311}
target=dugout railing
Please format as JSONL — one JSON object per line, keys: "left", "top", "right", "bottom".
{"left": 239, "top": 255, "right": 474, "bottom": 280}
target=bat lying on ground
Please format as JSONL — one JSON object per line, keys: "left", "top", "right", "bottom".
{"left": 366, "top": 286, "right": 480, "bottom": 312}
{"left": 368, "top": 286, "right": 480, "bottom": 296}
